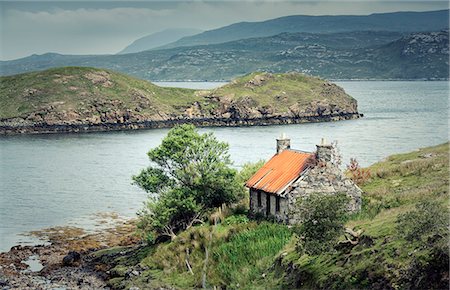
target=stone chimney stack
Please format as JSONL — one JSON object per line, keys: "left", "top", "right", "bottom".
{"left": 316, "top": 138, "right": 333, "bottom": 162}
{"left": 276, "top": 133, "right": 291, "bottom": 154}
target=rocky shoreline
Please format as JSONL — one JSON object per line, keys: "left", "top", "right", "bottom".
{"left": 0, "top": 113, "right": 362, "bottom": 135}
{"left": 0, "top": 216, "right": 140, "bottom": 290}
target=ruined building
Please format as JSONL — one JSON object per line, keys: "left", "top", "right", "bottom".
{"left": 245, "top": 134, "right": 362, "bottom": 223}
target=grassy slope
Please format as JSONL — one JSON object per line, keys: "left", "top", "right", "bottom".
{"left": 92, "top": 143, "right": 448, "bottom": 290}
{"left": 98, "top": 221, "right": 291, "bottom": 289}
{"left": 212, "top": 72, "right": 355, "bottom": 111}
{"left": 275, "top": 142, "right": 449, "bottom": 289}
{"left": 0, "top": 66, "right": 198, "bottom": 119}
{"left": 0, "top": 67, "right": 356, "bottom": 121}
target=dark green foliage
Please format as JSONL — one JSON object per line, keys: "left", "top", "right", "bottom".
{"left": 294, "top": 193, "right": 350, "bottom": 255}
{"left": 133, "top": 125, "right": 242, "bottom": 238}
{"left": 396, "top": 199, "right": 448, "bottom": 242}
{"left": 132, "top": 168, "right": 172, "bottom": 193}
{"left": 137, "top": 187, "right": 202, "bottom": 237}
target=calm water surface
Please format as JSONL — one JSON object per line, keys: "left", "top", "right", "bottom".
{"left": 0, "top": 81, "right": 448, "bottom": 252}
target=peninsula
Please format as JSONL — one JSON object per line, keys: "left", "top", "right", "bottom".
{"left": 0, "top": 67, "right": 361, "bottom": 134}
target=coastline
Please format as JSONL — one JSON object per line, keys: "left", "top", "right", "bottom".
{"left": 0, "top": 215, "right": 138, "bottom": 289}
{"left": 0, "top": 112, "right": 362, "bottom": 135}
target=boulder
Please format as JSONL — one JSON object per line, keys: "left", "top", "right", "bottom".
{"left": 62, "top": 251, "right": 81, "bottom": 266}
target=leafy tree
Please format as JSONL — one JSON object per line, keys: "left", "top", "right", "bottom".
{"left": 294, "top": 193, "right": 350, "bottom": 255}
{"left": 133, "top": 124, "right": 242, "bottom": 239}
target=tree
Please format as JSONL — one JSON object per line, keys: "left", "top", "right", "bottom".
{"left": 133, "top": 124, "right": 242, "bottom": 239}
{"left": 294, "top": 193, "right": 350, "bottom": 255}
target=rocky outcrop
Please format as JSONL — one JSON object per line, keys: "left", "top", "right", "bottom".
{"left": 400, "top": 30, "right": 449, "bottom": 57}
{"left": 0, "top": 69, "right": 362, "bottom": 135}
{"left": 0, "top": 91, "right": 362, "bottom": 135}
{"left": 0, "top": 94, "right": 361, "bottom": 134}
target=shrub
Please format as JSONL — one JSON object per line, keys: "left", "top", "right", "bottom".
{"left": 294, "top": 193, "right": 350, "bottom": 255}
{"left": 347, "top": 158, "right": 371, "bottom": 185}
{"left": 223, "top": 215, "right": 249, "bottom": 225}
{"left": 396, "top": 199, "right": 448, "bottom": 242}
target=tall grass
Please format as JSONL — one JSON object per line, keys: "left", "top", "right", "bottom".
{"left": 212, "top": 222, "right": 292, "bottom": 288}
{"left": 141, "top": 221, "right": 292, "bottom": 289}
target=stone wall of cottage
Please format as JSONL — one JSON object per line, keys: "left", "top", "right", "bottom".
{"left": 249, "top": 189, "right": 289, "bottom": 223}
{"left": 287, "top": 163, "right": 362, "bottom": 225}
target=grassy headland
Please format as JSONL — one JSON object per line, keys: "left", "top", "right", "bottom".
{"left": 90, "top": 143, "right": 448, "bottom": 289}
{"left": 0, "top": 67, "right": 361, "bottom": 134}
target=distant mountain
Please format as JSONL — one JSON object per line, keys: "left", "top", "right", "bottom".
{"left": 118, "top": 28, "right": 202, "bottom": 54}
{"left": 1, "top": 30, "right": 448, "bottom": 80}
{"left": 161, "top": 10, "right": 449, "bottom": 49}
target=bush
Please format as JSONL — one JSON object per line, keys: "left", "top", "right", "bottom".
{"left": 347, "top": 158, "right": 371, "bottom": 186}
{"left": 396, "top": 199, "right": 448, "bottom": 242}
{"left": 294, "top": 193, "right": 350, "bottom": 255}
{"left": 223, "top": 215, "right": 249, "bottom": 225}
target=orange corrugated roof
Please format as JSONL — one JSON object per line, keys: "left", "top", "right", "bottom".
{"left": 245, "top": 150, "right": 314, "bottom": 195}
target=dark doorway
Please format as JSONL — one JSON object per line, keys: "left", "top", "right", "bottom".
{"left": 266, "top": 194, "right": 271, "bottom": 216}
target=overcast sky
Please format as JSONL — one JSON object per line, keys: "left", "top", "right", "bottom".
{"left": 0, "top": 1, "right": 448, "bottom": 60}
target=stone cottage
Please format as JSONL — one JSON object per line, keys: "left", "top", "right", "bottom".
{"left": 245, "top": 134, "right": 362, "bottom": 224}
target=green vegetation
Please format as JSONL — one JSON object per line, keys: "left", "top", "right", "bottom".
{"left": 92, "top": 142, "right": 448, "bottom": 289}
{"left": 294, "top": 193, "right": 350, "bottom": 255}
{"left": 96, "top": 221, "right": 291, "bottom": 289}
{"left": 133, "top": 124, "right": 242, "bottom": 239}
{"left": 276, "top": 142, "right": 449, "bottom": 289}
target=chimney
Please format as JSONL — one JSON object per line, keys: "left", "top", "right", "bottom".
{"left": 316, "top": 138, "right": 333, "bottom": 162}
{"left": 276, "top": 133, "right": 290, "bottom": 154}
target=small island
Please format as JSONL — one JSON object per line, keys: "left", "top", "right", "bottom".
{"left": 0, "top": 67, "right": 362, "bottom": 134}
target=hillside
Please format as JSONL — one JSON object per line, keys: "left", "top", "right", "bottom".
{"left": 82, "top": 143, "right": 448, "bottom": 289}
{"left": 0, "top": 68, "right": 361, "bottom": 134}
{"left": 274, "top": 143, "right": 449, "bottom": 289}
{"left": 161, "top": 10, "right": 449, "bottom": 49}
{"left": 0, "top": 30, "right": 447, "bottom": 80}
{"left": 118, "top": 28, "right": 202, "bottom": 54}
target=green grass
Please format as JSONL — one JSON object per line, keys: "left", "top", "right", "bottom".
{"left": 212, "top": 222, "right": 292, "bottom": 288}
{"left": 0, "top": 66, "right": 199, "bottom": 119}
{"left": 141, "top": 221, "right": 292, "bottom": 289}
{"left": 95, "top": 221, "right": 292, "bottom": 289}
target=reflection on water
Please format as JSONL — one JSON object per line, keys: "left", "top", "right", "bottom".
{"left": 0, "top": 81, "right": 448, "bottom": 252}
